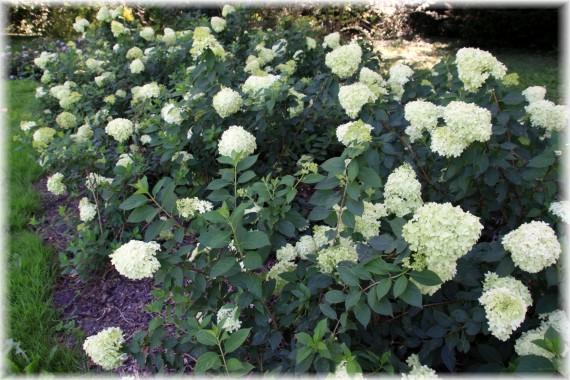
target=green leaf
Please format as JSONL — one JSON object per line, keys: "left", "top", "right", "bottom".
{"left": 357, "top": 167, "right": 382, "bottom": 188}
{"left": 199, "top": 230, "right": 231, "bottom": 249}
{"left": 400, "top": 282, "right": 423, "bottom": 308}
{"left": 345, "top": 290, "right": 361, "bottom": 309}
{"left": 325, "top": 290, "right": 346, "bottom": 304}
{"left": 368, "top": 234, "right": 394, "bottom": 251}
{"left": 514, "top": 355, "right": 556, "bottom": 373}
{"left": 313, "top": 319, "right": 328, "bottom": 340}
{"left": 410, "top": 269, "right": 442, "bottom": 286}
{"left": 296, "top": 346, "right": 313, "bottom": 363}
{"left": 308, "top": 206, "right": 331, "bottom": 221}
{"left": 194, "top": 351, "right": 222, "bottom": 373}
{"left": 224, "top": 328, "right": 251, "bottom": 353}
{"left": 296, "top": 332, "right": 313, "bottom": 346}
{"left": 207, "top": 178, "right": 231, "bottom": 190}
{"left": 226, "top": 358, "right": 244, "bottom": 372}
{"left": 238, "top": 170, "right": 256, "bottom": 184}
{"left": 376, "top": 278, "right": 392, "bottom": 299}
{"left": 503, "top": 92, "right": 525, "bottom": 105}
{"left": 195, "top": 330, "right": 218, "bottom": 346}
{"left": 211, "top": 257, "right": 236, "bottom": 278}
{"left": 240, "top": 231, "right": 270, "bottom": 250}
{"left": 237, "top": 154, "right": 258, "bottom": 171}
{"left": 120, "top": 194, "right": 148, "bottom": 210}
{"left": 389, "top": 217, "right": 407, "bottom": 237}
{"left": 528, "top": 151, "right": 555, "bottom": 168}
{"left": 243, "top": 251, "right": 262, "bottom": 270}
{"left": 354, "top": 303, "right": 371, "bottom": 327}
{"left": 337, "top": 266, "right": 360, "bottom": 287}
{"left": 127, "top": 205, "right": 159, "bottom": 223}
{"left": 319, "top": 304, "right": 337, "bottom": 320}
{"left": 321, "top": 157, "right": 345, "bottom": 175}
{"left": 393, "top": 276, "right": 408, "bottom": 298}
{"left": 202, "top": 210, "right": 228, "bottom": 223}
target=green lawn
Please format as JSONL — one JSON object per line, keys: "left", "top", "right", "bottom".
{"left": 6, "top": 79, "right": 87, "bottom": 374}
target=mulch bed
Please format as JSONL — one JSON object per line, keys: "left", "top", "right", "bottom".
{"left": 35, "top": 178, "right": 155, "bottom": 376}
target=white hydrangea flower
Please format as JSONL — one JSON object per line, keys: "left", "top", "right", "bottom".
{"left": 140, "top": 26, "right": 155, "bottom": 41}
{"left": 338, "top": 82, "right": 377, "bottom": 119}
{"left": 73, "top": 18, "right": 89, "bottom": 33}
{"left": 211, "top": 16, "right": 226, "bottom": 33}
{"left": 20, "top": 121, "right": 37, "bottom": 132}
{"left": 313, "top": 225, "right": 336, "bottom": 248}
{"left": 85, "top": 173, "right": 113, "bottom": 192}
{"left": 287, "top": 88, "right": 305, "bottom": 118}
{"left": 85, "top": 58, "right": 105, "bottom": 72}
{"left": 222, "top": 4, "right": 236, "bottom": 17}
{"left": 217, "top": 305, "right": 241, "bottom": 333}
{"left": 35, "top": 87, "right": 47, "bottom": 98}
{"left": 323, "top": 32, "right": 340, "bottom": 49}
{"left": 105, "top": 118, "right": 133, "bottom": 142}
{"left": 479, "top": 272, "right": 532, "bottom": 341}
{"left": 115, "top": 89, "right": 127, "bottom": 98}
{"left": 331, "top": 360, "right": 364, "bottom": 379}
{"left": 384, "top": 163, "right": 423, "bottom": 217}
{"left": 140, "top": 134, "right": 152, "bottom": 145}
{"left": 55, "top": 112, "right": 76, "bottom": 129}
{"left": 83, "top": 327, "right": 125, "bottom": 370}
{"left": 404, "top": 100, "right": 443, "bottom": 142}
{"left": 176, "top": 197, "right": 214, "bottom": 219}
{"left": 430, "top": 101, "right": 492, "bottom": 157}
{"left": 256, "top": 46, "right": 275, "bottom": 65}
{"left": 550, "top": 201, "right": 570, "bottom": 223}
{"left": 522, "top": 86, "right": 547, "bottom": 104}
{"left": 94, "top": 71, "right": 114, "bottom": 87}
{"left": 218, "top": 125, "right": 256, "bottom": 160}
{"left": 115, "top": 153, "right": 134, "bottom": 168}
{"left": 242, "top": 74, "right": 280, "bottom": 98}
{"left": 190, "top": 26, "right": 226, "bottom": 60}
{"left": 354, "top": 201, "right": 387, "bottom": 240}
{"left": 387, "top": 64, "right": 414, "bottom": 101}
{"left": 306, "top": 37, "right": 317, "bottom": 50}
{"left": 160, "top": 103, "right": 183, "bottom": 125}
{"left": 32, "top": 127, "right": 56, "bottom": 151}
{"left": 295, "top": 235, "right": 317, "bottom": 260}
{"left": 402, "top": 202, "right": 483, "bottom": 295}
{"left": 276, "top": 244, "right": 297, "bottom": 262}
{"left": 110, "top": 6, "right": 123, "bottom": 19}
{"left": 502, "top": 221, "right": 561, "bottom": 273}
{"left": 325, "top": 43, "right": 362, "bottom": 78}
{"left": 40, "top": 70, "right": 52, "bottom": 84}
{"left": 69, "top": 124, "right": 93, "bottom": 143}
{"left": 78, "top": 197, "right": 97, "bottom": 222}
{"left": 456, "top": 47, "right": 507, "bottom": 92}
{"left": 172, "top": 151, "right": 194, "bottom": 162}
{"left": 110, "top": 240, "right": 161, "bottom": 280}
{"left": 132, "top": 82, "right": 160, "bottom": 102}
{"left": 47, "top": 172, "right": 66, "bottom": 195}
{"left": 525, "top": 100, "right": 567, "bottom": 136}
{"left": 34, "top": 51, "right": 57, "bottom": 70}
{"left": 126, "top": 47, "right": 143, "bottom": 60}
{"left": 110, "top": 21, "right": 127, "bottom": 37}
{"left": 213, "top": 87, "right": 243, "bottom": 118}
{"left": 359, "top": 67, "right": 387, "bottom": 97}
{"left": 129, "top": 59, "right": 145, "bottom": 74}
{"left": 336, "top": 120, "right": 373, "bottom": 147}
{"left": 402, "top": 354, "right": 438, "bottom": 379}
{"left": 266, "top": 261, "right": 296, "bottom": 293}
{"left": 96, "top": 6, "right": 112, "bottom": 22}
{"left": 317, "top": 237, "right": 358, "bottom": 274}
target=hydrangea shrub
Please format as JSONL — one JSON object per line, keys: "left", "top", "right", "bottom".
{"left": 24, "top": 4, "right": 568, "bottom": 376}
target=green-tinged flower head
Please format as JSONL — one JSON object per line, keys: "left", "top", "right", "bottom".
{"left": 384, "top": 163, "right": 423, "bottom": 217}
{"left": 222, "top": 4, "right": 236, "bottom": 17}
{"left": 47, "top": 172, "right": 66, "bottom": 195}
{"left": 402, "top": 354, "right": 438, "bottom": 379}
{"left": 78, "top": 197, "right": 97, "bottom": 222}
{"left": 190, "top": 26, "right": 226, "bottom": 60}
{"left": 276, "top": 244, "right": 297, "bottom": 262}
{"left": 218, "top": 125, "right": 256, "bottom": 161}
{"left": 306, "top": 37, "right": 317, "bottom": 50}
{"left": 354, "top": 201, "right": 387, "bottom": 240}
{"left": 336, "top": 120, "right": 373, "bottom": 147}
{"left": 126, "top": 46, "right": 144, "bottom": 60}
{"left": 32, "top": 127, "right": 56, "bottom": 151}
{"left": 161, "top": 27, "right": 176, "bottom": 44}
{"left": 522, "top": 86, "right": 547, "bottom": 104}
{"left": 325, "top": 43, "right": 362, "bottom": 78}
{"left": 479, "top": 272, "right": 532, "bottom": 341}
{"left": 295, "top": 235, "right": 317, "bottom": 260}
{"left": 211, "top": 16, "right": 227, "bottom": 33}
{"left": 525, "top": 100, "right": 567, "bottom": 136}
{"left": 130, "top": 58, "right": 144, "bottom": 73}
{"left": 83, "top": 327, "right": 125, "bottom": 370}
{"left": 359, "top": 67, "right": 387, "bottom": 97}
{"left": 213, "top": 87, "right": 243, "bottom": 118}
{"left": 316, "top": 237, "right": 358, "bottom": 274}
{"left": 110, "top": 240, "right": 161, "bottom": 280}
{"left": 550, "top": 201, "right": 570, "bottom": 224}
{"left": 338, "top": 83, "right": 377, "bottom": 119}
{"left": 456, "top": 47, "right": 506, "bottom": 92}
{"left": 217, "top": 305, "right": 241, "bottom": 332}
{"left": 110, "top": 20, "right": 127, "bottom": 37}
{"left": 267, "top": 261, "right": 296, "bottom": 293}
{"left": 323, "top": 32, "right": 340, "bottom": 49}
{"left": 56, "top": 111, "right": 76, "bottom": 129}
{"left": 105, "top": 118, "right": 133, "bottom": 142}
{"left": 502, "top": 221, "right": 561, "bottom": 273}
{"left": 140, "top": 26, "right": 154, "bottom": 41}
{"left": 402, "top": 202, "right": 483, "bottom": 295}
{"left": 404, "top": 100, "right": 443, "bottom": 142}
{"left": 161, "top": 103, "right": 184, "bottom": 125}
{"left": 73, "top": 17, "right": 89, "bottom": 33}
{"left": 242, "top": 74, "right": 280, "bottom": 99}
{"left": 176, "top": 197, "right": 213, "bottom": 219}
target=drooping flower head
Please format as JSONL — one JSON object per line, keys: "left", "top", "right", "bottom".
{"left": 83, "top": 327, "right": 125, "bottom": 370}
{"left": 78, "top": 197, "right": 97, "bottom": 222}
